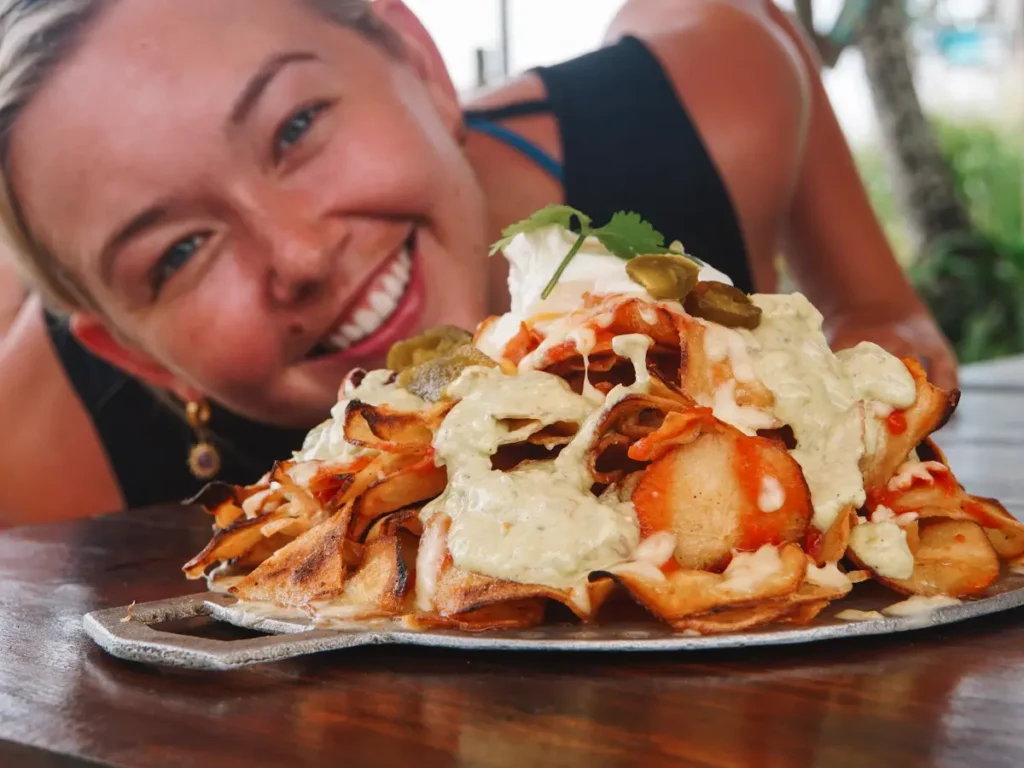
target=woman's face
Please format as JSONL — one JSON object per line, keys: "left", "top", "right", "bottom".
{"left": 9, "top": 0, "right": 490, "bottom": 427}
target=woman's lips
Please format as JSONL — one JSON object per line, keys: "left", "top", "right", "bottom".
{"left": 305, "top": 237, "right": 425, "bottom": 365}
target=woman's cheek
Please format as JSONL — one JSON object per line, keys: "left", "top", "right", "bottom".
{"left": 160, "top": 290, "right": 280, "bottom": 395}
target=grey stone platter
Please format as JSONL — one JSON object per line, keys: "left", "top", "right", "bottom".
{"left": 82, "top": 570, "right": 1024, "bottom": 671}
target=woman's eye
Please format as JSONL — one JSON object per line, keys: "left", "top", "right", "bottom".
{"left": 274, "top": 102, "right": 329, "bottom": 162}
{"left": 152, "top": 233, "right": 206, "bottom": 295}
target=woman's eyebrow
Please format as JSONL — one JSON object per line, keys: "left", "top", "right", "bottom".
{"left": 100, "top": 204, "right": 169, "bottom": 286}
{"left": 229, "top": 50, "right": 320, "bottom": 128}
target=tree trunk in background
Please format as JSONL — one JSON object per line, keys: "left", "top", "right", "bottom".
{"left": 857, "top": 0, "right": 974, "bottom": 257}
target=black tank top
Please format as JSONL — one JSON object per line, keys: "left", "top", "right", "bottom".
{"left": 44, "top": 36, "right": 751, "bottom": 509}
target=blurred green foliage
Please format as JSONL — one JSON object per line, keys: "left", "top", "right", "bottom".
{"left": 856, "top": 120, "right": 1024, "bottom": 363}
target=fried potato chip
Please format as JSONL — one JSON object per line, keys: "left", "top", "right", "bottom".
{"left": 184, "top": 483, "right": 250, "bottom": 530}
{"left": 365, "top": 507, "right": 424, "bottom": 540}
{"left": 545, "top": 349, "right": 683, "bottom": 397}
{"left": 597, "top": 543, "right": 806, "bottom": 622}
{"left": 670, "top": 564, "right": 849, "bottom": 635}
{"left": 267, "top": 462, "right": 325, "bottom": 520}
{"left": 858, "top": 518, "right": 1000, "bottom": 598}
{"left": 229, "top": 504, "right": 358, "bottom": 607}
{"left": 430, "top": 558, "right": 610, "bottom": 621}
{"left": 307, "top": 534, "right": 412, "bottom": 622}
{"left": 487, "top": 321, "right": 542, "bottom": 366}
{"left": 915, "top": 436, "right": 949, "bottom": 466}
{"left": 627, "top": 408, "right": 717, "bottom": 463}
{"left": 965, "top": 496, "right": 1024, "bottom": 560}
{"left": 344, "top": 401, "right": 451, "bottom": 452}
{"left": 349, "top": 455, "right": 447, "bottom": 542}
{"left": 805, "top": 505, "right": 857, "bottom": 566}
{"left": 861, "top": 359, "right": 959, "bottom": 493}
{"left": 869, "top": 460, "right": 1024, "bottom": 560}
{"left": 409, "top": 599, "right": 548, "bottom": 632}
{"left": 631, "top": 418, "right": 812, "bottom": 570}
{"left": 582, "top": 392, "right": 699, "bottom": 483}
{"left": 782, "top": 600, "right": 831, "bottom": 626}
{"left": 678, "top": 320, "right": 777, "bottom": 417}
{"left": 504, "top": 296, "right": 682, "bottom": 372}
{"left": 672, "top": 602, "right": 795, "bottom": 634}
{"left": 183, "top": 509, "right": 298, "bottom": 579}
{"left": 413, "top": 513, "right": 613, "bottom": 621}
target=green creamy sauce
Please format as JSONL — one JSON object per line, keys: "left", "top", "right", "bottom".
{"left": 423, "top": 336, "right": 652, "bottom": 589}
{"left": 731, "top": 294, "right": 917, "bottom": 532}
{"left": 296, "top": 370, "right": 427, "bottom": 463}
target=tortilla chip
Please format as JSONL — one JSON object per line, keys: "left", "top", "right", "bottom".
{"left": 229, "top": 504, "right": 357, "bottom": 607}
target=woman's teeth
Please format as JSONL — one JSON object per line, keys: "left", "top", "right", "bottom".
{"left": 320, "top": 248, "right": 412, "bottom": 353}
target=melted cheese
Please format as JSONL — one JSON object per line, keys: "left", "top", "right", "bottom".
{"left": 632, "top": 532, "right": 678, "bottom": 567}
{"left": 848, "top": 521, "right": 915, "bottom": 579}
{"left": 882, "top": 595, "right": 961, "bottom": 617}
{"left": 702, "top": 323, "right": 757, "bottom": 382}
{"left": 720, "top": 545, "right": 783, "bottom": 595}
{"left": 835, "top": 609, "right": 884, "bottom": 622}
{"left": 415, "top": 518, "right": 448, "bottom": 612}
{"left": 758, "top": 476, "right": 786, "bottom": 513}
{"left": 710, "top": 379, "right": 777, "bottom": 435}
{"left": 735, "top": 294, "right": 914, "bottom": 531}
{"left": 887, "top": 461, "right": 948, "bottom": 492}
{"left": 836, "top": 342, "right": 917, "bottom": 406}
{"left": 421, "top": 356, "right": 647, "bottom": 590}
{"left": 805, "top": 562, "right": 852, "bottom": 591}
{"left": 870, "top": 505, "right": 919, "bottom": 528}
{"left": 296, "top": 370, "right": 427, "bottom": 463}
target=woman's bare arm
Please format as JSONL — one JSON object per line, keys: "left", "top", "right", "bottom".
{"left": 0, "top": 296, "right": 123, "bottom": 526}
{"left": 762, "top": 3, "right": 957, "bottom": 388}
{"left": 606, "top": 0, "right": 957, "bottom": 388}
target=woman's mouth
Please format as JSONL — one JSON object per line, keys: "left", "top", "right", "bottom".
{"left": 306, "top": 235, "right": 425, "bottom": 363}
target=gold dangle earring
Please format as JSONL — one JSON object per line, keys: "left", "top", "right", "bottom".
{"left": 186, "top": 400, "right": 221, "bottom": 480}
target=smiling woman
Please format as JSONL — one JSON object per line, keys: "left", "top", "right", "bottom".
{"left": 0, "top": 0, "right": 956, "bottom": 523}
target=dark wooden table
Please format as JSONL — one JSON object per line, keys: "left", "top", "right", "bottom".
{"left": 3, "top": 358, "right": 1024, "bottom": 768}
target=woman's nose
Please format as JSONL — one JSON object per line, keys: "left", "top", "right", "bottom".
{"left": 256, "top": 198, "right": 344, "bottom": 308}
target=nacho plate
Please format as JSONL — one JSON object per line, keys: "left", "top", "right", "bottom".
{"left": 84, "top": 570, "right": 1024, "bottom": 671}
{"left": 82, "top": 209, "right": 1024, "bottom": 667}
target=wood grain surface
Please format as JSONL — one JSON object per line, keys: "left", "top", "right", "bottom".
{"left": 2, "top": 360, "right": 1023, "bottom": 768}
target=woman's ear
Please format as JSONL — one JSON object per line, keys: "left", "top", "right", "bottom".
{"left": 69, "top": 313, "right": 202, "bottom": 403}
{"left": 372, "top": 0, "right": 462, "bottom": 132}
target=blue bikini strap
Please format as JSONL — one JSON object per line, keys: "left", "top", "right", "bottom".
{"left": 463, "top": 100, "right": 563, "bottom": 183}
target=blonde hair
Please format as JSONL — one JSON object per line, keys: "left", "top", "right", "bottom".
{"left": 0, "top": 0, "right": 401, "bottom": 313}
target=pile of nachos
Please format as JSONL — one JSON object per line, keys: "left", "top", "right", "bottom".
{"left": 182, "top": 207, "right": 1024, "bottom": 635}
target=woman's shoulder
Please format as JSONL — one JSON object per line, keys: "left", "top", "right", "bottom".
{"left": 0, "top": 298, "right": 123, "bottom": 525}
{"left": 605, "top": 0, "right": 807, "bottom": 114}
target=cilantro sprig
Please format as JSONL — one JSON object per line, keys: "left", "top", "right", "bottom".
{"left": 490, "top": 205, "right": 702, "bottom": 299}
